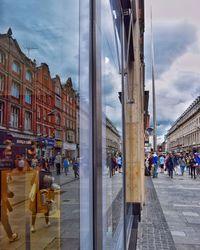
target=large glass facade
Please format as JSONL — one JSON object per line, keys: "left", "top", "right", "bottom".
{"left": 0, "top": 0, "right": 137, "bottom": 249}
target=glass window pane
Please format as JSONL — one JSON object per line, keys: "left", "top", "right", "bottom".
{"left": 0, "top": 1, "right": 92, "bottom": 250}
{"left": 100, "top": 0, "right": 124, "bottom": 249}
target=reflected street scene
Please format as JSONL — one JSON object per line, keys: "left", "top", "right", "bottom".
{"left": 0, "top": 0, "right": 126, "bottom": 249}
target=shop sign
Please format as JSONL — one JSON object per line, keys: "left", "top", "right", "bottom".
{"left": 16, "top": 139, "right": 32, "bottom": 145}
{"left": 63, "top": 142, "right": 76, "bottom": 150}
{"left": 36, "top": 138, "right": 55, "bottom": 147}
{"left": 55, "top": 140, "right": 63, "bottom": 148}
{"left": 47, "top": 139, "right": 55, "bottom": 147}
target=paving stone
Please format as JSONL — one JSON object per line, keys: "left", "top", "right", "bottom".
{"left": 171, "top": 231, "right": 186, "bottom": 237}
{"left": 182, "top": 211, "right": 199, "bottom": 217}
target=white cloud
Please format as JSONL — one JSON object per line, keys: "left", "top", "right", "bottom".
{"left": 145, "top": 0, "right": 200, "bottom": 143}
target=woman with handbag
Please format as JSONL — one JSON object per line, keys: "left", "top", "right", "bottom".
{"left": 29, "top": 162, "right": 53, "bottom": 232}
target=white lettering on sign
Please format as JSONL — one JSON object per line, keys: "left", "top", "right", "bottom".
{"left": 16, "top": 139, "right": 32, "bottom": 145}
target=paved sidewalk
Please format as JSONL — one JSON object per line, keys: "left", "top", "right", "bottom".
{"left": 136, "top": 176, "right": 176, "bottom": 250}
{"left": 153, "top": 171, "right": 200, "bottom": 250}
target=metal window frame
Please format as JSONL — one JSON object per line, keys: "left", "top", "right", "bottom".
{"left": 90, "top": 0, "right": 103, "bottom": 248}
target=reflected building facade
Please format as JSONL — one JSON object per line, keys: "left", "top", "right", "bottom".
{"left": 0, "top": 0, "right": 145, "bottom": 249}
{"left": 166, "top": 96, "right": 200, "bottom": 153}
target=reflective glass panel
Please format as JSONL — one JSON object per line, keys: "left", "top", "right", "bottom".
{"left": 100, "top": 0, "right": 124, "bottom": 249}
{"left": 0, "top": 1, "right": 92, "bottom": 249}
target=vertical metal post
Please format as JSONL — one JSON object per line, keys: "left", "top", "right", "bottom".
{"left": 150, "top": 2, "right": 157, "bottom": 152}
{"left": 91, "top": 0, "right": 103, "bottom": 249}
{"left": 121, "top": 12, "right": 127, "bottom": 250}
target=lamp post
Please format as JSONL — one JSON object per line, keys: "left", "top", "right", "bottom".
{"left": 151, "top": 0, "right": 157, "bottom": 152}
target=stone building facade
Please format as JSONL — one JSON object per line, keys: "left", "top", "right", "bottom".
{"left": 166, "top": 96, "right": 200, "bottom": 153}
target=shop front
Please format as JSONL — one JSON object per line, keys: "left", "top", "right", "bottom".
{"left": 54, "top": 139, "right": 63, "bottom": 155}
{"left": 63, "top": 142, "right": 76, "bottom": 159}
{"left": 36, "top": 137, "right": 55, "bottom": 158}
{"left": 0, "top": 130, "right": 35, "bottom": 159}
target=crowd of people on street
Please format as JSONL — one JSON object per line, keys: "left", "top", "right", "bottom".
{"left": 0, "top": 139, "right": 80, "bottom": 243}
{"left": 107, "top": 152, "right": 123, "bottom": 177}
{"left": 145, "top": 151, "right": 200, "bottom": 179}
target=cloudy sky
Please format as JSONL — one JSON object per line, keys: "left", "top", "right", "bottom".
{"left": 0, "top": 0, "right": 122, "bottom": 133}
{"left": 145, "top": 0, "right": 200, "bottom": 143}
{"left": 0, "top": 0, "right": 79, "bottom": 87}
{"left": 2, "top": 0, "right": 197, "bottom": 141}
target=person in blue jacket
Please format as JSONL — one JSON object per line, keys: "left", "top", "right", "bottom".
{"left": 152, "top": 152, "right": 159, "bottom": 178}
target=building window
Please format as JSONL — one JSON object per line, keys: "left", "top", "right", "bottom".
{"left": 55, "top": 85, "right": 60, "bottom": 95}
{"left": 0, "top": 50, "right": 5, "bottom": 65}
{"left": 55, "top": 96, "right": 61, "bottom": 108}
{"left": 37, "top": 125, "right": 41, "bottom": 134}
{"left": 44, "top": 109, "right": 47, "bottom": 120}
{"left": 25, "top": 111, "right": 32, "bottom": 130}
{"left": 38, "top": 90, "right": 41, "bottom": 100}
{"left": 37, "top": 107, "right": 41, "bottom": 119}
{"left": 43, "top": 126, "right": 46, "bottom": 135}
{"left": 0, "top": 102, "right": 3, "bottom": 124}
{"left": 25, "top": 89, "right": 32, "bottom": 104}
{"left": 26, "top": 70, "right": 33, "bottom": 81}
{"left": 11, "top": 106, "right": 19, "bottom": 128}
{"left": 12, "top": 61, "right": 20, "bottom": 74}
{"left": 0, "top": 74, "right": 5, "bottom": 91}
{"left": 56, "top": 114, "right": 61, "bottom": 125}
{"left": 11, "top": 82, "right": 20, "bottom": 98}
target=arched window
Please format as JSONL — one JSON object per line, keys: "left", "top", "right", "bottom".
{"left": 12, "top": 61, "right": 20, "bottom": 74}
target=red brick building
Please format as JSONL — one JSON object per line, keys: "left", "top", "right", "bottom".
{"left": 62, "top": 78, "right": 77, "bottom": 158}
{"left": 0, "top": 28, "right": 36, "bottom": 156}
{"left": 52, "top": 75, "right": 63, "bottom": 154}
{"left": 35, "top": 63, "right": 55, "bottom": 158}
{"left": 0, "top": 28, "right": 79, "bottom": 159}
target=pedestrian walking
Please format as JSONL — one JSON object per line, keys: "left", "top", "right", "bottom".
{"left": 111, "top": 154, "right": 117, "bottom": 176}
{"left": 117, "top": 153, "right": 122, "bottom": 173}
{"left": 178, "top": 155, "right": 186, "bottom": 176}
{"left": 152, "top": 152, "right": 159, "bottom": 178}
{"left": 185, "top": 155, "right": 190, "bottom": 175}
{"left": 0, "top": 171, "right": 19, "bottom": 242}
{"left": 63, "top": 157, "right": 69, "bottom": 175}
{"left": 159, "top": 154, "right": 165, "bottom": 173}
{"left": 72, "top": 158, "right": 79, "bottom": 178}
{"left": 173, "top": 154, "right": 179, "bottom": 175}
{"left": 194, "top": 153, "right": 200, "bottom": 176}
{"left": 29, "top": 163, "right": 54, "bottom": 233}
{"left": 190, "top": 155, "right": 196, "bottom": 179}
{"left": 148, "top": 153, "right": 154, "bottom": 176}
{"left": 166, "top": 153, "right": 174, "bottom": 178}
{"left": 55, "top": 152, "right": 62, "bottom": 175}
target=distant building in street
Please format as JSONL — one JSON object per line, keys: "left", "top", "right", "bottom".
{"left": 35, "top": 63, "right": 55, "bottom": 158}
{"left": 166, "top": 96, "right": 200, "bottom": 153}
{"left": 52, "top": 75, "right": 64, "bottom": 154}
{"left": 62, "top": 77, "right": 77, "bottom": 158}
{"left": 106, "top": 117, "right": 121, "bottom": 154}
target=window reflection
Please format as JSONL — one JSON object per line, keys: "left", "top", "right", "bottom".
{"left": 0, "top": 0, "right": 82, "bottom": 249}
{"left": 101, "top": 0, "right": 124, "bottom": 249}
